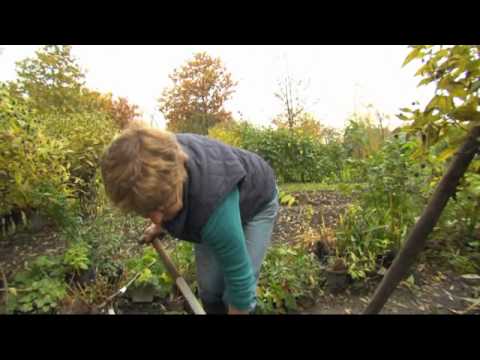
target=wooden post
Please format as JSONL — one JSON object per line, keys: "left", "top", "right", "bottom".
{"left": 364, "top": 126, "right": 480, "bottom": 314}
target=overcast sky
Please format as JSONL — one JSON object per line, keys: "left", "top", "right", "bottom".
{"left": 0, "top": 45, "right": 436, "bottom": 129}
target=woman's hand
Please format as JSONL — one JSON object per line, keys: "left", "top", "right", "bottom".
{"left": 228, "top": 305, "right": 250, "bottom": 315}
{"left": 140, "top": 223, "right": 165, "bottom": 244}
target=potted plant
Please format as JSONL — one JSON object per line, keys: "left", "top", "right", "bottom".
{"left": 325, "top": 257, "right": 348, "bottom": 294}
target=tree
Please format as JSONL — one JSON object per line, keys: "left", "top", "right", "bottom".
{"left": 108, "top": 96, "right": 142, "bottom": 129}
{"left": 343, "top": 111, "right": 390, "bottom": 159}
{"left": 13, "top": 46, "right": 142, "bottom": 127}
{"left": 81, "top": 90, "right": 142, "bottom": 129}
{"left": 274, "top": 72, "right": 317, "bottom": 131}
{"left": 273, "top": 112, "right": 338, "bottom": 144}
{"left": 158, "top": 52, "right": 237, "bottom": 134}
{"left": 364, "top": 45, "right": 480, "bottom": 314}
{"left": 14, "top": 45, "right": 86, "bottom": 114}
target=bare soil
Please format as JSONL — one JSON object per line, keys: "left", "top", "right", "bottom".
{"left": 2, "top": 190, "right": 479, "bottom": 315}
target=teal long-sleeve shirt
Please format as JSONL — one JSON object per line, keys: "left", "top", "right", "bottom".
{"left": 200, "top": 187, "right": 256, "bottom": 311}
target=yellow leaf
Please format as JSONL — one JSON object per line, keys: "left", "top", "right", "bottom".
{"left": 437, "top": 147, "right": 457, "bottom": 162}
{"left": 8, "top": 287, "right": 17, "bottom": 296}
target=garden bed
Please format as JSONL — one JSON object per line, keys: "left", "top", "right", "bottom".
{"left": 1, "top": 188, "right": 479, "bottom": 315}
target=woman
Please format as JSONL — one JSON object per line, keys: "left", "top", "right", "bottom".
{"left": 100, "top": 122, "right": 279, "bottom": 315}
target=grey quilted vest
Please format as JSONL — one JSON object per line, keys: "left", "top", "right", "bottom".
{"left": 163, "top": 133, "right": 276, "bottom": 243}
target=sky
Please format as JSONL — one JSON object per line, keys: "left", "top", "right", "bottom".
{"left": 0, "top": 45, "right": 436, "bottom": 129}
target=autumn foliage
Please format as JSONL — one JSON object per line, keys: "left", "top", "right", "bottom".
{"left": 158, "top": 52, "right": 237, "bottom": 134}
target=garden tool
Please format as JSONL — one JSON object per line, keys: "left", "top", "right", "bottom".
{"left": 151, "top": 236, "right": 206, "bottom": 315}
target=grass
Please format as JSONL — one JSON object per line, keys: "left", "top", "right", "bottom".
{"left": 279, "top": 182, "right": 364, "bottom": 193}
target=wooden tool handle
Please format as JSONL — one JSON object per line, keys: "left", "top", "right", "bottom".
{"left": 151, "top": 237, "right": 181, "bottom": 279}
{"left": 151, "top": 237, "right": 206, "bottom": 315}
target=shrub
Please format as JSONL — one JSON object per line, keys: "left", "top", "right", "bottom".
{"left": 6, "top": 255, "right": 67, "bottom": 314}
{"left": 0, "top": 85, "right": 73, "bottom": 231}
{"left": 335, "top": 134, "right": 429, "bottom": 279}
{"left": 37, "top": 110, "right": 118, "bottom": 215}
{"left": 209, "top": 122, "right": 346, "bottom": 183}
{"left": 125, "top": 247, "right": 174, "bottom": 299}
{"left": 257, "top": 243, "right": 322, "bottom": 314}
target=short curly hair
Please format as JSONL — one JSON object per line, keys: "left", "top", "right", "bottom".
{"left": 100, "top": 122, "right": 188, "bottom": 217}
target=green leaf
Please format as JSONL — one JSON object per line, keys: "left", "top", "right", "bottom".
{"left": 471, "top": 80, "right": 480, "bottom": 93}
{"left": 403, "top": 47, "right": 423, "bottom": 67}
{"left": 425, "top": 95, "right": 452, "bottom": 113}
{"left": 439, "top": 96, "right": 454, "bottom": 113}
{"left": 415, "top": 62, "right": 433, "bottom": 77}
{"left": 432, "top": 48, "right": 449, "bottom": 60}
{"left": 441, "top": 81, "right": 468, "bottom": 98}
{"left": 21, "top": 303, "right": 33, "bottom": 312}
{"left": 411, "top": 112, "right": 440, "bottom": 129}
{"left": 450, "top": 103, "right": 480, "bottom": 122}
{"left": 417, "top": 77, "right": 434, "bottom": 87}
{"left": 450, "top": 85, "right": 467, "bottom": 98}
{"left": 34, "top": 298, "right": 46, "bottom": 308}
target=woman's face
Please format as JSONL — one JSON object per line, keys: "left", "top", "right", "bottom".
{"left": 146, "top": 190, "right": 183, "bottom": 225}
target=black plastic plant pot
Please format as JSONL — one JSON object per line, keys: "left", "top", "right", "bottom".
{"left": 325, "top": 269, "right": 349, "bottom": 294}
{"left": 314, "top": 241, "right": 330, "bottom": 263}
{"left": 164, "top": 298, "right": 187, "bottom": 313}
{"left": 378, "top": 249, "right": 398, "bottom": 269}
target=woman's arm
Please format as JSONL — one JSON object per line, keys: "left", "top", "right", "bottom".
{"left": 201, "top": 187, "right": 256, "bottom": 314}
